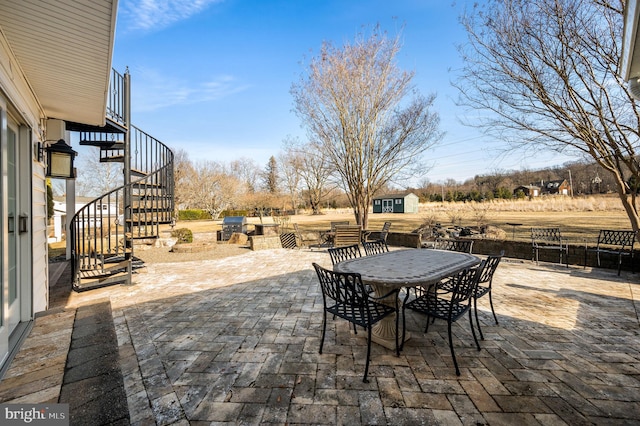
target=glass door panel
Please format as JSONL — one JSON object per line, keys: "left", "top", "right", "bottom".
{"left": 7, "top": 124, "right": 19, "bottom": 332}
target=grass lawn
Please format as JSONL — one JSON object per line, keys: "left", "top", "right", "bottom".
{"left": 169, "top": 197, "right": 633, "bottom": 245}
{"left": 49, "top": 196, "right": 635, "bottom": 257}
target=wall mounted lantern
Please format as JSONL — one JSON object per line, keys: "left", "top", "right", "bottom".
{"left": 39, "top": 139, "right": 77, "bottom": 179}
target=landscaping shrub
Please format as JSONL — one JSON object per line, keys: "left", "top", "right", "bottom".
{"left": 178, "top": 209, "right": 211, "bottom": 220}
{"left": 221, "top": 210, "right": 249, "bottom": 218}
{"left": 171, "top": 228, "right": 193, "bottom": 244}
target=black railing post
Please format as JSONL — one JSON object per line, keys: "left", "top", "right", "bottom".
{"left": 123, "top": 69, "right": 132, "bottom": 260}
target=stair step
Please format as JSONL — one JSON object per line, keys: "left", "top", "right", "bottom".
{"left": 124, "top": 232, "right": 160, "bottom": 240}
{"left": 101, "top": 155, "right": 125, "bottom": 163}
{"left": 80, "top": 139, "right": 125, "bottom": 148}
{"left": 131, "top": 204, "right": 173, "bottom": 214}
{"left": 131, "top": 194, "right": 173, "bottom": 200}
{"left": 132, "top": 181, "right": 164, "bottom": 189}
{"left": 131, "top": 168, "right": 147, "bottom": 178}
{"left": 75, "top": 271, "right": 130, "bottom": 291}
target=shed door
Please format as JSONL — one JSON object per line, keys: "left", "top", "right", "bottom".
{"left": 382, "top": 199, "right": 393, "bottom": 213}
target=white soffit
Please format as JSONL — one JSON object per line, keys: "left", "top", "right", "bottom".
{"left": 0, "top": 0, "right": 117, "bottom": 126}
{"left": 622, "top": 0, "right": 640, "bottom": 80}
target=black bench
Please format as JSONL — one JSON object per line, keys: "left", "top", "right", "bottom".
{"left": 584, "top": 230, "right": 636, "bottom": 275}
{"left": 531, "top": 227, "right": 569, "bottom": 267}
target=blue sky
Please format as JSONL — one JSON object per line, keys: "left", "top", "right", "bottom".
{"left": 111, "top": 0, "right": 577, "bottom": 184}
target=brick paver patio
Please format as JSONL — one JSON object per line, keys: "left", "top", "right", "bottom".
{"left": 1, "top": 248, "right": 639, "bottom": 425}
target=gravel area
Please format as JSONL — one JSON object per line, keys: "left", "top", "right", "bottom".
{"left": 134, "top": 232, "right": 252, "bottom": 263}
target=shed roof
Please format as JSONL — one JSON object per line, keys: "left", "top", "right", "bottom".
{"left": 373, "top": 191, "right": 417, "bottom": 200}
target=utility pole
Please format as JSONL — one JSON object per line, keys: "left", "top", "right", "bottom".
{"left": 568, "top": 169, "right": 574, "bottom": 197}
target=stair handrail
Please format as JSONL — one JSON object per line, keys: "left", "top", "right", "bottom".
{"left": 70, "top": 131, "right": 174, "bottom": 290}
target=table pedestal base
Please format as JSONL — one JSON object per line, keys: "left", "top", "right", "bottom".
{"left": 371, "top": 317, "right": 410, "bottom": 350}
{"left": 369, "top": 283, "right": 411, "bottom": 350}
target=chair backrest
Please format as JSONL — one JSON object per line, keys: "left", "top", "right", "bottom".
{"left": 434, "top": 238, "right": 474, "bottom": 253}
{"left": 531, "top": 227, "right": 562, "bottom": 245}
{"left": 380, "top": 221, "right": 392, "bottom": 242}
{"left": 333, "top": 225, "right": 362, "bottom": 247}
{"left": 330, "top": 221, "right": 350, "bottom": 231}
{"left": 328, "top": 243, "right": 362, "bottom": 265}
{"left": 596, "top": 230, "right": 636, "bottom": 250}
{"left": 444, "top": 264, "right": 484, "bottom": 304}
{"left": 362, "top": 239, "right": 389, "bottom": 256}
{"left": 476, "top": 251, "right": 504, "bottom": 285}
{"left": 312, "top": 262, "right": 368, "bottom": 307}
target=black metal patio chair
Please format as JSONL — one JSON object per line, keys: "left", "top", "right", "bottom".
{"left": 362, "top": 239, "right": 389, "bottom": 256}
{"left": 363, "top": 221, "right": 392, "bottom": 244}
{"left": 312, "top": 263, "right": 400, "bottom": 383}
{"left": 583, "top": 229, "right": 636, "bottom": 276}
{"left": 531, "top": 227, "right": 569, "bottom": 267}
{"left": 328, "top": 243, "right": 362, "bottom": 265}
{"left": 402, "top": 264, "right": 483, "bottom": 376}
{"left": 439, "top": 251, "right": 504, "bottom": 340}
{"left": 433, "top": 238, "right": 474, "bottom": 254}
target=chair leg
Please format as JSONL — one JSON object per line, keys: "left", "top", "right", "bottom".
{"left": 395, "top": 310, "right": 400, "bottom": 357}
{"left": 488, "top": 290, "right": 499, "bottom": 325}
{"left": 424, "top": 315, "right": 431, "bottom": 333}
{"left": 401, "top": 292, "right": 410, "bottom": 351}
{"left": 473, "top": 297, "right": 484, "bottom": 341}
{"left": 468, "top": 309, "right": 481, "bottom": 351}
{"left": 363, "top": 326, "right": 372, "bottom": 383}
{"left": 447, "top": 320, "right": 460, "bottom": 376}
{"left": 319, "top": 311, "right": 327, "bottom": 354}
{"left": 617, "top": 254, "right": 622, "bottom": 276}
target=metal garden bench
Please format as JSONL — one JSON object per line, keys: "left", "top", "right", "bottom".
{"left": 531, "top": 227, "right": 569, "bottom": 267}
{"left": 583, "top": 230, "right": 636, "bottom": 276}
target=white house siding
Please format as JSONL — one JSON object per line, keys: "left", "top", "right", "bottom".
{"left": 0, "top": 28, "right": 49, "bottom": 352}
{"left": 32, "top": 160, "right": 48, "bottom": 313}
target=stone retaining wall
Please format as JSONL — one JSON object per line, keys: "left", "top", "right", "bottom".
{"left": 386, "top": 231, "right": 636, "bottom": 272}
{"left": 250, "top": 235, "right": 283, "bottom": 251}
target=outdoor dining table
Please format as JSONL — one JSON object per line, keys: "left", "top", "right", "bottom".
{"left": 333, "top": 248, "right": 481, "bottom": 350}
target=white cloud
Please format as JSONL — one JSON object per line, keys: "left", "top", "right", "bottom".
{"left": 129, "top": 68, "right": 250, "bottom": 111}
{"left": 120, "top": 0, "right": 223, "bottom": 32}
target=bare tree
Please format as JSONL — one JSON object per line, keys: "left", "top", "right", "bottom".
{"left": 300, "top": 145, "right": 335, "bottom": 215}
{"left": 172, "top": 148, "right": 195, "bottom": 215}
{"left": 75, "top": 148, "right": 123, "bottom": 197}
{"left": 230, "top": 157, "right": 260, "bottom": 193}
{"left": 291, "top": 26, "right": 443, "bottom": 228}
{"left": 456, "top": 0, "right": 640, "bottom": 232}
{"left": 278, "top": 148, "right": 302, "bottom": 213}
{"left": 184, "top": 161, "right": 242, "bottom": 219}
{"left": 282, "top": 137, "right": 335, "bottom": 214}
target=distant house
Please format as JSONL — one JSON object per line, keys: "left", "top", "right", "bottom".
{"left": 50, "top": 197, "right": 120, "bottom": 242}
{"left": 372, "top": 192, "right": 419, "bottom": 214}
{"left": 541, "top": 179, "right": 571, "bottom": 195}
{"left": 513, "top": 185, "right": 541, "bottom": 198}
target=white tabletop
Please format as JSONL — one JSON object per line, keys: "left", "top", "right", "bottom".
{"left": 334, "top": 248, "right": 480, "bottom": 287}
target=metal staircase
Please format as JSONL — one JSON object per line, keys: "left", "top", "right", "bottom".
{"left": 68, "top": 69, "right": 174, "bottom": 291}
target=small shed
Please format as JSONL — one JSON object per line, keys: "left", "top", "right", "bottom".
{"left": 372, "top": 192, "right": 419, "bottom": 214}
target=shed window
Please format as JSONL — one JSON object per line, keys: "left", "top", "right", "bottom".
{"left": 374, "top": 200, "right": 381, "bottom": 205}
{"left": 395, "top": 199, "right": 401, "bottom": 204}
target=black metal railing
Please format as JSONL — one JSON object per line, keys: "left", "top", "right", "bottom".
{"left": 69, "top": 68, "right": 174, "bottom": 290}
{"left": 106, "top": 68, "right": 126, "bottom": 126}
{"left": 70, "top": 138, "right": 173, "bottom": 290}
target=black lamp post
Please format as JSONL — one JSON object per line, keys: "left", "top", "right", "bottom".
{"left": 45, "top": 139, "right": 77, "bottom": 179}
